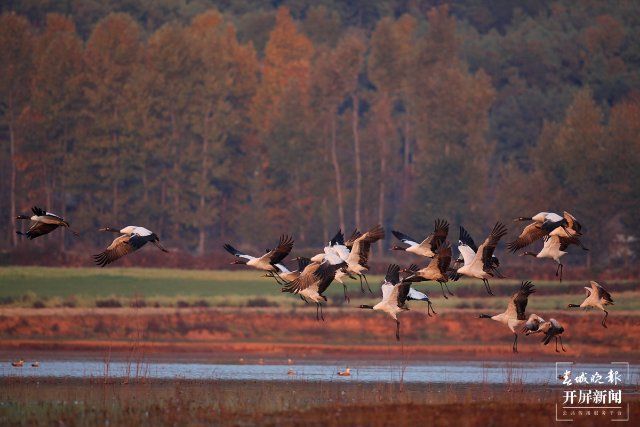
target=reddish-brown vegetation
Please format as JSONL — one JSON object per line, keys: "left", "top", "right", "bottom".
{"left": 1, "top": 307, "right": 638, "bottom": 361}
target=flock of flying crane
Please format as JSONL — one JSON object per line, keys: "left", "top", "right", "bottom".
{"left": 15, "top": 206, "right": 615, "bottom": 353}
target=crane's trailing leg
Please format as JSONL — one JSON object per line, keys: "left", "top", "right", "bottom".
{"left": 427, "top": 301, "right": 437, "bottom": 317}
{"left": 559, "top": 335, "right": 567, "bottom": 352}
{"left": 439, "top": 282, "right": 449, "bottom": 299}
{"left": 343, "top": 284, "right": 350, "bottom": 303}
{"left": 395, "top": 319, "right": 400, "bottom": 341}
{"left": 512, "top": 333, "right": 518, "bottom": 353}
{"left": 483, "top": 279, "right": 495, "bottom": 296}
{"left": 602, "top": 310, "right": 608, "bottom": 328}
{"left": 445, "top": 282, "right": 454, "bottom": 296}
{"left": 363, "top": 274, "right": 373, "bottom": 294}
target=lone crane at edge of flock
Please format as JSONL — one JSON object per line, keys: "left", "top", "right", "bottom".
{"left": 567, "top": 281, "right": 614, "bottom": 328}
{"left": 93, "top": 226, "right": 168, "bottom": 267}
{"left": 16, "top": 206, "right": 79, "bottom": 239}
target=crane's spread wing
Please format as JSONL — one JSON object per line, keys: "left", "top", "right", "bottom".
{"left": 508, "top": 222, "right": 546, "bottom": 253}
{"left": 458, "top": 226, "right": 478, "bottom": 253}
{"left": 391, "top": 230, "right": 419, "bottom": 246}
{"left": 436, "top": 241, "right": 452, "bottom": 274}
{"left": 281, "top": 263, "right": 321, "bottom": 294}
{"left": 348, "top": 224, "right": 385, "bottom": 266}
{"left": 21, "top": 222, "right": 59, "bottom": 239}
{"left": 507, "top": 280, "right": 536, "bottom": 320}
{"left": 385, "top": 264, "right": 400, "bottom": 284}
{"left": 93, "top": 234, "right": 147, "bottom": 267}
{"left": 592, "top": 281, "right": 614, "bottom": 304}
{"left": 396, "top": 282, "right": 411, "bottom": 307}
{"left": 479, "top": 222, "right": 507, "bottom": 271}
{"left": 223, "top": 243, "right": 254, "bottom": 261}
{"left": 426, "top": 218, "right": 449, "bottom": 252}
{"left": 345, "top": 229, "right": 362, "bottom": 249}
{"left": 563, "top": 211, "right": 582, "bottom": 233}
{"left": 266, "top": 235, "right": 294, "bottom": 265}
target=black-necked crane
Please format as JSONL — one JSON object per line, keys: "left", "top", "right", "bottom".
{"left": 508, "top": 211, "right": 582, "bottom": 253}
{"left": 223, "top": 235, "right": 293, "bottom": 273}
{"left": 309, "top": 230, "right": 358, "bottom": 301}
{"left": 401, "top": 241, "right": 454, "bottom": 298}
{"left": 281, "top": 251, "right": 345, "bottom": 321}
{"left": 358, "top": 264, "right": 411, "bottom": 341}
{"left": 400, "top": 270, "right": 437, "bottom": 317}
{"left": 344, "top": 224, "right": 385, "bottom": 293}
{"left": 310, "top": 229, "right": 345, "bottom": 263}
{"left": 391, "top": 219, "right": 449, "bottom": 257}
{"left": 522, "top": 313, "right": 546, "bottom": 334}
{"left": 520, "top": 235, "right": 588, "bottom": 282}
{"left": 527, "top": 318, "right": 567, "bottom": 352}
{"left": 456, "top": 222, "right": 508, "bottom": 295}
{"left": 16, "top": 206, "right": 79, "bottom": 239}
{"left": 265, "top": 256, "right": 311, "bottom": 284}
{"left": 93, "top": 226, "right": 169, "bottom": 267}
{"left": 479, "top": 280, "right": 536, "bottom": 353}
{"left": 568, "top": 281, "right": 614, "bottom": 328}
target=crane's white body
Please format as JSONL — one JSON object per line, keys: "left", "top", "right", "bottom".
{"left": 456, "top": 245, "right": 491, "bottom": 280}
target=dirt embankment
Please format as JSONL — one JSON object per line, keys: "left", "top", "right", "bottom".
{"left": 1, "top": 307, "right": 638, "bottom": 361}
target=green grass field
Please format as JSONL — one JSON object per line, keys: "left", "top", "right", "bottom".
{"left": 0, "top": 267, "right": 638, "bottom": 310}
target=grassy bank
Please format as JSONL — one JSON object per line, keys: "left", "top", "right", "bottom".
{"left": 0, "top": 267, "right": 638, "bottom": 310}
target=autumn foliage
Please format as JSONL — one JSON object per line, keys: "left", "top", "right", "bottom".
{"left": 0, "top": 2, "right": 639, "bottom": 272}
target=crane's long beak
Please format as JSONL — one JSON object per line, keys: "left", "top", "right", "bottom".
{"left": 153, "top": 241, "right": 169, "bottom": 252}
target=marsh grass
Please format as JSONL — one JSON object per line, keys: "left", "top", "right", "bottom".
{"left": 2, "top": 374, "right": 636, "bottom": 426}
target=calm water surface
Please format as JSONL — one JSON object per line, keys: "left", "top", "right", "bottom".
{"left": 2, "top": 360, "right": 637, "bottom": 385}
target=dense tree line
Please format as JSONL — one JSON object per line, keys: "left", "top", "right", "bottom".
{"left": 1, "top": 1, "right": 639, "bottom": 269}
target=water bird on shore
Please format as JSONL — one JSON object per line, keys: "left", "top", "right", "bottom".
{"left": 508, "top": 211, "right": 582, "bottom": 253}
{"left": 358, "top": 264, "right": 411, "bottom": 341}
{"left": 287, "top": 369, "right": 295, "bottom": 376}
{"left": 16, "top": 206, "right": 79, "bottom": 239}
{"left": 520, "top": 234, "right": 588, "bottom": 282}
{"left": 456, "top": 223, "right": 508, "bottom": 295}
{"left": 391, "top": 219, "right": 449, "bottom": 257}
{"left": 93, "top": 226, "right": 169, "bottom": 267}
{"left": 31, "top": 361, "right": 39, "bottom": 368}
{"left": 529, "top": 318, "right": 567, "bottom": 352}
{"left": 338, "top": 367, "right": 351, "bottom": 377}
{"left": 479, "top": 281, "right": 536, "bottom": 353}
{"left": 223, "top": 235, "right": 293, "bottom": 273}
{"left": 11, "top": 359, "right": 24, "bottom": 367}
{"left": 567, "top": 281, "right": 614, "bottom": 328}
{"left": 401, "top": 241, "right": 454, "bottom": 298}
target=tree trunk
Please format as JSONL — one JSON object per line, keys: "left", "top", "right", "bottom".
{"left": 352, "top": 94, "right": 362, "bottom": 228}
{"left": 198, "top": 110, "right": 211, "bottom": 256}
{"left": 330, "top": 114, "right": 346, "bottom": 232}
{"left": 378, "top": 138, "right": 387, "bottom": 255}
{"left": 402, "top": 117, "right": 411, "bottom": 204}
{"left": 9, "top": 101, "right": 17, "bottom": 248}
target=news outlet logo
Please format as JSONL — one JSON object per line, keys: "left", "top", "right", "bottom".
{"left": 556, "top": 362, "right": 630, "bottom": 422}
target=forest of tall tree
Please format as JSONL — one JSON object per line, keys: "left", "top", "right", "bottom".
{"left": 1, "top": 1, "right": 639, "bottom": 271}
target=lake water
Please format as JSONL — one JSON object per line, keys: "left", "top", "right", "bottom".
{"left": 2, "top": 360, "right": 637, "bottom": 385}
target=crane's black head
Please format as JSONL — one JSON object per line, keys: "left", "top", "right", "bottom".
{"left": 479, "top": 314, "right": 492, "bottom": 319}
{"left": 359, "top": 305, "right": 374, "bottom": 309}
